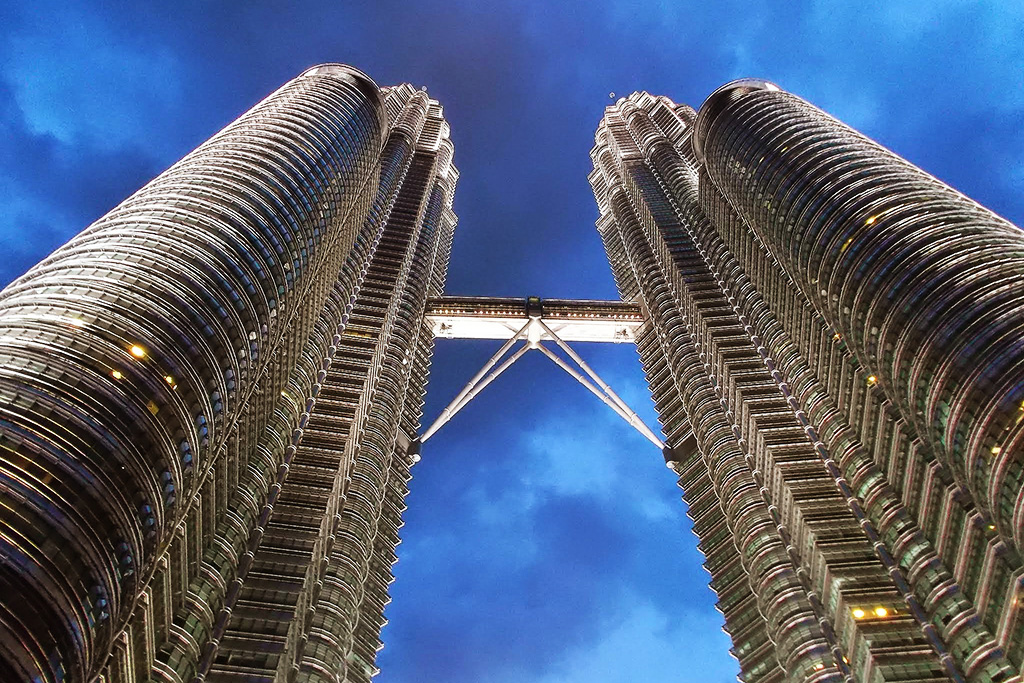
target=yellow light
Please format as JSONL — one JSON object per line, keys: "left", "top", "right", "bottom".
{"left": 111, "top": 370, "right": 123, "bottom": 380}
{"left": 867, "top": 375, "right": 877, "bottom": 385}
{"left": 833, "top": 332, "right": 842, "bottom": 341}
{"left": 991, "top": 446, "right": 1002, "bottom": 455}
{"left": 129, "top": 345, "right": 147, "bottom": 359}
{"left": 813, "top": 663, "right": 825, "bottom": 671}
{"left": 852, "top": 608, "right": 865, "bottom": 619}
{"left": 874, "top": 607, "right": 888, "bottom": 617}
{"left": 865, "top": 215, "right": 878, "bottom": 225}
{"left": 989, "top": 524, "right": 997, "bottom": 530}
{"left": 164, "top": 375, "right": 175, "bottom": 385}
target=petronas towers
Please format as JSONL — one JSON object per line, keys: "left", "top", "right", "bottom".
{"left": 0, "top": 66, "right": 1021, "bottom": 683}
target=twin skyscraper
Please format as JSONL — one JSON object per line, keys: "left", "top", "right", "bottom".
{"left": 0, "top": 65, "right": 1021, "bottom": 682}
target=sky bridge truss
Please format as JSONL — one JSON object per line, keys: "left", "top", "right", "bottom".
{"left": 420, "top": 296, "right": 667, "bottom": 450}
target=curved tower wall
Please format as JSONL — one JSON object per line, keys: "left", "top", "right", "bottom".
{"left": 0, "top": 65, "right": 457, "bottom": 683}
{"left": 593, "top": 85, "right": 1024, "bottom": 682}
{"left": 696, "top": 84, "right": 1024, "bottom": 559}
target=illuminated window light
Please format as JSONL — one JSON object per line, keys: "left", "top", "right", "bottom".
{"left": 874, "top": 607, "right": 888, "bottom": 618}
{"left": 865, "top": 215, "right": 878, "bottom": 225}
{"left": 164, "top": 375, "right": 175, "bottom": 385}
{"left": 111, "top": 370, "right": 124, "bottom": 380}
{"left": 129, "top": 345, "right": 147, "bottom": 359}
{"left": 813, "top": 663, "right": 825, "bottom": 671}
{"left": 852, "top": 608, "right": 866, "bottom": 619}
{"left": 991, "top": 446, "right": 1002, "bottom": 455}
{"left": 866, "top": 375, "right": 877, "bottom": 385}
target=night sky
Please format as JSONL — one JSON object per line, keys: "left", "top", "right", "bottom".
{"left": 2, "top": 3, "right": 1023, "bottom": 682}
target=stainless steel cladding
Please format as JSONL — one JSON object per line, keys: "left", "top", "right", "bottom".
{"left": 0, "top": 65, "right": 459, "bottom": 683}
{"left": 592, "top": 84, "right": 1024, "bottom": 682}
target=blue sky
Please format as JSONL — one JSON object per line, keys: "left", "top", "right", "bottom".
{"left": 1, "top": 2, "right": 1022, "bottom": 681}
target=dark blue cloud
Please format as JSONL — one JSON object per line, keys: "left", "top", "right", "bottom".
{"left": 0, "top": 82, "right": 162, "bottom": 283}
{"left": 381, "top": 343, "right": 730, "bottom": 681}
{"left": 2, "top": 2, "right": 1022, "bottom": 682}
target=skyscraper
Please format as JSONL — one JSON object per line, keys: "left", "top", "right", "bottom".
{"left": 2, "top": 60, "right": 1022, "bottom": 683}
{"left": 590, "top": 81, "right": 1024, "bottom": 681}
{"left": 0, "top": 65, "right": 456, "bottom": 683}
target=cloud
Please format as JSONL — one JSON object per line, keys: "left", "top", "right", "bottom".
{"left": 0, "top": 83, "right": 162, "bottom": 283}
{"left": 381, "top": 341, "right": 722, "bottom": 682}
{"left": 536, "top": 597, "right": 736, "bottom": 683}
{"left": 2, "top": 2, "right": 183, "bottom": 152}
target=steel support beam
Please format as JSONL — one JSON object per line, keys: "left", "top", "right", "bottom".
{"left": 421, "top": 299, "right": 667, "bottom": 449}
{"left": 420, "top": 320, "right": 532, "bottom": 443}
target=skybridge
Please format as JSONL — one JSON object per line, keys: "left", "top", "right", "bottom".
{"left": 421, "top": 296, "right": 667, "bottom": 451}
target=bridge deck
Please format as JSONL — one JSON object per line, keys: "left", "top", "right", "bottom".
{"left": 425, "top": 296, "right": 645, "bottom": 343}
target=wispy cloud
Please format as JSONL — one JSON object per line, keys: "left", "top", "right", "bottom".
{"left": 537, "top": 596, "right": 735, "bottom": 683}
{"left": 3, "top": 2, "right": 183, "bottom": 152}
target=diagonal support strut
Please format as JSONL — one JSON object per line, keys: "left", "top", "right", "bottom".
{"left": 536, "top": 320, "right": 664, "bottom": 448}
{"left": 420, "top": 314, "right": 664, "bottom": 449}
{"left": 420, "top": 320, "right": 532, "bottom": 443}
{"left": 534, "top": 342, "right": 664, "bottom": 449}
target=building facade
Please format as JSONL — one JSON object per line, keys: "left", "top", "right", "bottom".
{"left": 0, "top": 65, "right": 456, "bottom": 683}
{"left": 590, "top": 82, "right": 1024, "bottom": 681}
{"left": 2, "top": 63, "right": 1023, "bottom": 683}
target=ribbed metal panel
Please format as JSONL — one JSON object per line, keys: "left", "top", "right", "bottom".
{"left": 697, "top": 85, "right": 1024, "bottom": 559}
{"left": 0, "top": 64, "right": 389, "bottom": 683}
{"left": 197, "top": 85, "right": 459, "bottom": 683}
{"left": 593, "top": 83, "right": 1024, "bottom": 683}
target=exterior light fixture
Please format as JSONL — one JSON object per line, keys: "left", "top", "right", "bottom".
{"left": 852, "top": 608, "right": 865, "bottom": 619}
{"left": 130, "top": 345, "right": 147, "bottom": 359}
